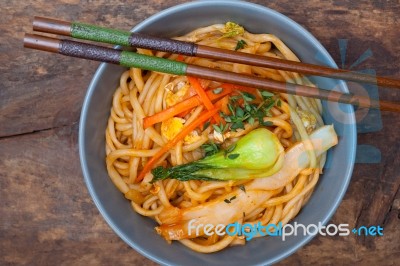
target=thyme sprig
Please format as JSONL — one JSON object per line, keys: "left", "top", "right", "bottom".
{"left": 220, "top": 90, "right": 277, "bottom": 131}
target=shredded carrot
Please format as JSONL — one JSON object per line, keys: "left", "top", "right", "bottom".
{"left": 188, "top": 76, "right": 227, "bottom": 124}
{"left": 175, "top": 109, "right": 192, "bottom": 118}
{"left": 187, "top": 77, "right": 214, "bottom": 111}
{"left": 137, "top": 108, "right": 220, "bottom": 182}
{"left": 143, "top": 82, "right": 258, "bottom": 129}
{"left": 215, "top": 95, "right": 230, "bottom": 115}
{"left": 143, "top": 87, "right": 233, "bottom": 128}
{"left": 196, "top": 96, "right": 230, "bottom": 129}
{"left": 176, "top": 55, "right": 185, "bottom": 62}
{"left": 221, "top": 83, "right": 259, "bottom": 95}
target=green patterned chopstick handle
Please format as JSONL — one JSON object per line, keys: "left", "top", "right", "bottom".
{"left": 120, "top": 51, "right": 187, "bottom": 75}
{"left": 71, "top": 22, "right": 131, "bottom": 46}
{"left": 59, "top": 39, "right": 187, "bottom": 76}
{"left": 70, "top": 22, "right": 197, "bottom": 56}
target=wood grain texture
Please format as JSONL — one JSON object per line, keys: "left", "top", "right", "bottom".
{"left": 0, "top": 0, "right": 399, "bottom": 265}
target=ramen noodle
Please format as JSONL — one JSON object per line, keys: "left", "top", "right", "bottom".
{"left": 105, "top": 22, "right": 336, "bottom": 253}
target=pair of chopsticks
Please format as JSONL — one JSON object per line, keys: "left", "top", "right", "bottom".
{"left": 24, "top": 16, "right": 400, "bottom": 112}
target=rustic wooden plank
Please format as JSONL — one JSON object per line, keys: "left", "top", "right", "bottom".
{"left": 0, "top": 125, "right": 158, "bottom": 265}
{"left": 0, "top": 124, "right": 398, "bottom": 265}
{"left": 0, "top": 0, "right": 188, "bottom": 138}
{"left": 1, "top": 0, "right": 399, "bottom": 137}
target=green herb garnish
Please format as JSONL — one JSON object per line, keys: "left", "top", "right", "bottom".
{"left": 220, "top": 91, "right": 276, "bottom": 131}
{"left": 224, "top": 195, "right": 237, "bottom": 203}
{"left": 203, "top": 121, "right": 211, "bottom": 131}
{"left": 260, "top": 90, "right": 274, "bottom": 99}
{"left": 212, "top": 122, "right": 229, "bottom": 134}
{"left": 226, "top": 143, "right": 237, "bottom": 153}
{"left": 201, "top": 142, "right": 221, "bottom": 157}
{"left": 228, "top": 154, "right": 240, "bottom": 160}
{"left": 235, "top": 40, "right": 247, "bottom": 51}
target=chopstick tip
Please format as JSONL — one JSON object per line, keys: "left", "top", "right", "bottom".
{"left": 23, "top": 33, "right": 60, "bottom": 53}
{"left": 32, "top": 16, "right": 71, "bottom": 36}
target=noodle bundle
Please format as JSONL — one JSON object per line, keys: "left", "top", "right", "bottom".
{"left": 105, "top": 23, "right": 334, "bottom": 253}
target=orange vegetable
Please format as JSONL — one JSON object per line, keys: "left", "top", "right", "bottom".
{"left": 220, "top": 83, "right": 258, "bottom": 95}
{"left": 143, "top": 87, "right": 233, "bottom": 128}
{"left": 188, "top": 76, "right": 227, "bottom": 124}
{"left": 187, "top": 76, "right": 214, "bottom": 111}
{"left": 143, "top": 82, "right": 258, "bottom": 129}
{"left": 175, "top": 109, "right": 192, "bottom": 118}
{"left": 197, "top": 96, "right": 230, "bottom": 129}
{"left": 137, "top": 108, "right": 220, "bottom": 182}
{"left": 176, "top": 55, "right": 185, "bottom": 62}
{"left": 215, "top": 95, "right": 230, "bottom": 115}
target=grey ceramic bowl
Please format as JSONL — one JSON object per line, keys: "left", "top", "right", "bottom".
{"left": 79, "top": 1, "right": 356, "bottom": 265}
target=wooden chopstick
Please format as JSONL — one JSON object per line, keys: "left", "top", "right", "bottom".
{"left": 23, "top": 33, "right": 400, "bottom": 112}
{"left": 32, "top": 16, "right": 400, "bottom": 89}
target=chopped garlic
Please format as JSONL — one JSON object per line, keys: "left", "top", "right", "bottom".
{"left": 212, "top": 130, "right": 231, "bottom": 143}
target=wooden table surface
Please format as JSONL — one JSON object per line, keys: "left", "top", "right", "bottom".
{"left": 1, "top": 0, "right": 399, "bottom": 265}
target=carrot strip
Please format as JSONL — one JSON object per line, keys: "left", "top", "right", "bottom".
{"left": 143, "top": 87, "right": 233, "bottom": 128}
{"left": 220, "top": 83, "right": 258, "bottom": 94}
{"left": 215, "top": 95, "right": 230, "bottom": 115}
{"left": 188, "top": 76, "right": 226, "bottom": 124}
{"left": 187, "top": 76, "right": 214, "bottom": 111}
{"left": 196, "top": 96, "right": 229, "bottom": 129}
{"left": 222, "top": 83, "right": 260, "bottom": 98}
{"left": 176, "top": 109, "right": 192, "bottom": 118}
{"left": 137, "top": 108, "right": 220, "bottom": 182}
{"left": 144, "top": 97, "right": 200, "bottom": 128}
{"left": 176, "top": 55, "right": 185, "bottom": 62}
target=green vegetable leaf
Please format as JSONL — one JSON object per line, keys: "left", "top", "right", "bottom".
{"left": 203, "top": 121, "right": 210, "bottom": 131}
{"left": 231, "top": 121, "right": 244, "bottom": 130}
{"left": 261, "top": 121, "right": 274, "bottom": 127}
{"left": 226, "top": 143, "right": 237, "bottom": 154}
{"left": 213, "top": 124, "right": 222, "bottom": 133}
{"left": 221, "top": 90, "right": 277, "bottom": 132}
{"left": 151, "top": 128, "right": 284, "bottom": 182}
{"left": 228, "top": 154, "right": 240, "bottom": 160}
{"left": 151, "top": 163, "right": 219, "bottom": 183}
{"left": 260, "top": 90, "right": 274, "bottom": 99}
{"left": 235, "top": 40, "right": 247, "bottom": 51}
{"left": 236, "top": 106, "right": 245, "bottom": 117}
{"left": 240, "top": 92, "right": 256, "bottom": 102}
{"left": 201, "top": 142, "right": 221, "bottom": 157}
{"left": 224, "top": 116, "right": 232, "bottom": 123}
{"left": 248, "top": 117, "right": 255, "bottom": 125}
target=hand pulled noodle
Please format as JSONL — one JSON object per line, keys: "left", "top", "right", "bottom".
{"left": 105, "top": 22, "right": 334, "bottom": 253}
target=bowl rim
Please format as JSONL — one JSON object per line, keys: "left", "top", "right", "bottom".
{"left": 79, "top": 1, "right": 356, "bottom": 265}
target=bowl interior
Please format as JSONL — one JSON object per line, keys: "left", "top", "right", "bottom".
{"left": 79, "top": 1, "right": 356, "bottom": 265}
